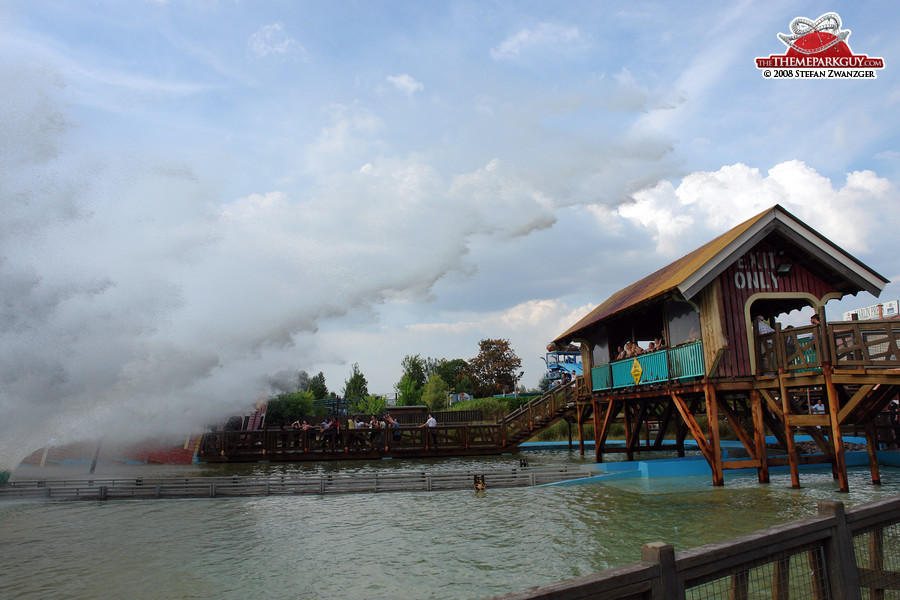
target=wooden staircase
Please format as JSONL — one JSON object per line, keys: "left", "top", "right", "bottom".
{"left": 501, "top": 378, "right": 582, "bottom": 446}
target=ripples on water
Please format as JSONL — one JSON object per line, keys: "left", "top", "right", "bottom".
{"left": 3, "top": 452, "right": 900, "bottom": 600}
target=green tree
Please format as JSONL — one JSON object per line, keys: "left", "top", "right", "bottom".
{"left": 308, "top": 371, "right": 329, "bottom": 399}
{"left": 421, "top": 373, "right": 450, "bottom": 411}
{"left": 468, "top": 338, "right": 522, "bottom": 398}
{"left": 353, "top": 395, "right": 387, "bottom": 416}
{"left": 395, "top": 354, "right": 426, "bottom": 405}
{"left": 342, "top": 363, "right": 369, "bottom": 400}
{"left": 265, "top": 390, "right": 315, "bottom": 425}
{"left": 396, "top": 372, "right": 422, "bottom": 406}
{"left": 426, "top": 357, "right": 470, "bottom": 392}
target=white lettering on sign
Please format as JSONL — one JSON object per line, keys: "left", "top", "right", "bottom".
{"left": 732, "top": 250, "right": 783, "bottom": 290}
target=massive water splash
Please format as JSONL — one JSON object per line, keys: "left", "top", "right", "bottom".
{"left": 0, "top": 63, "right": 577, "bottom": 471}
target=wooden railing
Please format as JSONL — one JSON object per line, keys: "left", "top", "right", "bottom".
{"left": 199, "top": 423, "right": 506, "bottom": 459}
{"left": 758, "top": 319, "right": 900, "bottom": 374}
{"left": 200, "top": 382, "right": 583, "bottom": 461}
{"left": 488, "top": 495, "right": 900, "bottom": 600}
{"left": 500, "top": 379, "right": 579, "bottom": 444}
{"left": 0, "top": 465, "right": 588, "bottom": 501}
{"left": 591, "top": 341, "right": 705, "bottom": 391}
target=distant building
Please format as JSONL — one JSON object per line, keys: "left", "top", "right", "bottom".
{"left": 843, "top": 300, "right": 899, "bottom": 321}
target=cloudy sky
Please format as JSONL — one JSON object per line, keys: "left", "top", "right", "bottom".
{"left": 2, "top": 1, "right": 899, "bottom": 466}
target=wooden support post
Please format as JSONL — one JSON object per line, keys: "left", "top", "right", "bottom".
{"left": 865, "top": 421, "right": 882, "bottom": 485}
{"left": 593, "top": 399, "right": 603, "bottom": 464}
{"left": 641, "top": 542, "right": 678, "bottom": 600}
{"left": 823, "top": 364, "right": 849, "bottom": 493}
{"left": 626, "top": 402, "right": 648, "bottom": 460}
{"left": 597, "top": 399, "right": 619, "bottom": 464}
{"left": 624, "top": 403, "right": 635, "bottom": 461}
{"left": 751, "top": 390, "right": 770, "bottom": 483}
{"left": 671, "top": 393, "right": 715, "bottom": 466}
{"left": 577, "top": 405, "right": 585, "bottom": 456}
{"left": 869, "top": 529, "right": 885, "bottom": 600}
{"left": 778, "top": 372, "right": 801, "bottom": 489}
{"left": 817, "top": 501, "right": 862, "bottom": 600}
{"left": 772, "top": 555, "right": 789, "bottom": 600}
{"left": 704, "top": 382, "right": 724, "bottom": 486}
{"left": 729, "top": 569, "right": 749, "bottom": 600}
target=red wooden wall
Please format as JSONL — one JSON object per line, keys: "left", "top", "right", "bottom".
{"left": 714, "top": 239, "right": 835, "bottom": 378}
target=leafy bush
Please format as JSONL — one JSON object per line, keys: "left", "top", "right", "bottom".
{"left": 266, "top": 390, "right": 315, "bottom": 425}
{"left": 450, "top": 396, "right": 506, "bottom": 421}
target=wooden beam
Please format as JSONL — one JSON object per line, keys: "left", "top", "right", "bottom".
{"left": 705, "top": 382, "right": 724, "bottom": 486}
{"left": 653, "top": 402, "right": 676, "bottom": 449}
{"left": 750, "top": 389, "right": 770, "bottom": 483}
{"left": 670, "top": 392, "right": 714, "bottom": 466}
{"left": 823, "top": 365, "right": 850, "bottom": 492}
{"left": 759, "top": 389, "right": 784, "bottom": 420}
{"left": 719, "top": 397, "right": 759, "bottom": 461}
{"left": 626, "top": 401, "right": 649, "bottom": 457}
{"left": 786, "top": 415, "right": 831, "bottom": 428}
{"left": 779, "top": 372, "right": 801, "bottom": 489}
{"left": 838, "top": 385, "right": 876, "bottom": 424}
{"left": 865, "top": 421, "right": 882, "bottom": 486}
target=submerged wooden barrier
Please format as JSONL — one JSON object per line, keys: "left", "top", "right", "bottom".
{"left": 488, "top": 495, "right": 900, "bottom": 600}
{"left": 0, "top": 465, "right": 587, "bottom": 502}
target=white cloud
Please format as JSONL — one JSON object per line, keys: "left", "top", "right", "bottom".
{"left": 490, "top": 23, "right": 586, "bottom": 61}
{"left": 619, "top": 161, "right": 899, "bottom": 258}
{"left": 387, "top": 73, "right": 423, "bottom": 96}
{"left": 248, "top": 23, "right": 306, "bottom": 60}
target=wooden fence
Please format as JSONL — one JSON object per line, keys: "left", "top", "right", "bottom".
{"left": 488, "top": 495, "right": 900, "bottom": 600}
{"left": 0, "top": 465, "right": 586, "bottom": 502}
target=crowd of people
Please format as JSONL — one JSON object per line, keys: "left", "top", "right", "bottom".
{"left": 284, "top": 412, "right": 439, "bottom": 448}
{"left": 614, "top": 334, "right": 666, "bottom": 361}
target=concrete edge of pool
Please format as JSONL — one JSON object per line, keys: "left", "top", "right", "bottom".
{"left": 516, "top": 436, "right": 900, "bottom": 486}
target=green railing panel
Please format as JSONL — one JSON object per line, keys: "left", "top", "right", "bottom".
{"left": 591, "top": 341, "right": 705, "bottom": 391}
{"left": 591, "top": 364, "right": 611, "bottom": 391}
{"left": 669, "top": 340, "right": 704, "bottom": 380}
{"left": 610, "top": 359, "right": 635, "bottom": 388}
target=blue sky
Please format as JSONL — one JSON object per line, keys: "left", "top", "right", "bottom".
{"left": 1, "top": 1, "right": 899, "bottom": 464}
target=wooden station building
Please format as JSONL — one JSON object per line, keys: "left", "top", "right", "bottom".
{"left": 552, "top": 204, "right": 900, "bottom": 491}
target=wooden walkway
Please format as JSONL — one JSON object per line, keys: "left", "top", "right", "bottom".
{"left": 199, "top": 380, "right": 581, "bottom": 463}
{"left": 0, "top": 465, "right": 588, "bottom": 502}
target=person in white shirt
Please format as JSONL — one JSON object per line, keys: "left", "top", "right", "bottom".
{"left": 420, "top": 413, "right": 438, "bottom": 447}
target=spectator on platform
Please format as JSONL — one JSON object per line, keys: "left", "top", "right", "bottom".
{"left": 420, "top": 413, "right": 438, "bottom": 447}
{"left": 385, "top": 413, "right": 402, "bottom": 441}
{"left": 756, "top": 316, "right": 775, "bottom": 335}
{"left": 615, "top": 346, "right": 626, "bottom": 360}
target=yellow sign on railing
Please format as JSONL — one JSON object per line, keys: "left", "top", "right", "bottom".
{"left": 631, "top": 358, "right": 643, "bottom": 385}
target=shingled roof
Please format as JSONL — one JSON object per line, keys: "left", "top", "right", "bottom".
{"left": 554, "top": 204, "right": 888, "bottom": 344}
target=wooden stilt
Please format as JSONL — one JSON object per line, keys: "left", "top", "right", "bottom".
{"left": 625, "top": 402, "right": 648, "bottom": 460}
{"left": 778, "top": 371, "right": 801, "bottom": 489}
{"left": 865, "top": 421, "right": 882, "bottom": 485}
{"left": 704, "top": 382, "right": 724, "bottom": 486}
{"left": 593, "top": 399, "right": 605, "bottom": 463}
{"left": 751, "top": 389, "right": 770, "bottom": 483}
{"left": 577, "top": 405, "right": 585, "bottom": 457}
{"left": 823, "top": 364, "right": 849, "bottom": 493}
{"left": 671, "top": 393, "right": 716, "bottom": 470}
{"left": 623, "top": 403, "right": 634, "bottom": 461}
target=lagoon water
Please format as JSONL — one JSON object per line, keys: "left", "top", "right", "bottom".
{"left": 3, "top": 450, "right": 900, "bottom": 600}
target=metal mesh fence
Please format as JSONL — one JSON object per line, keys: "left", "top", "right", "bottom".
{"left": 853, "top": 520, "right": 900, "bottom": 600}
{"left": 685, "top": 543, "right": 829, "bottom": 600}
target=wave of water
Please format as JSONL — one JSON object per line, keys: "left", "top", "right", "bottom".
{"left": 2, "top": 456, "right": 899, "bottom": 600}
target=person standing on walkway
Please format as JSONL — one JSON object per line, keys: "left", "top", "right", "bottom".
{"left": 420, "top": 413, "right": 438, "bottom": 448}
